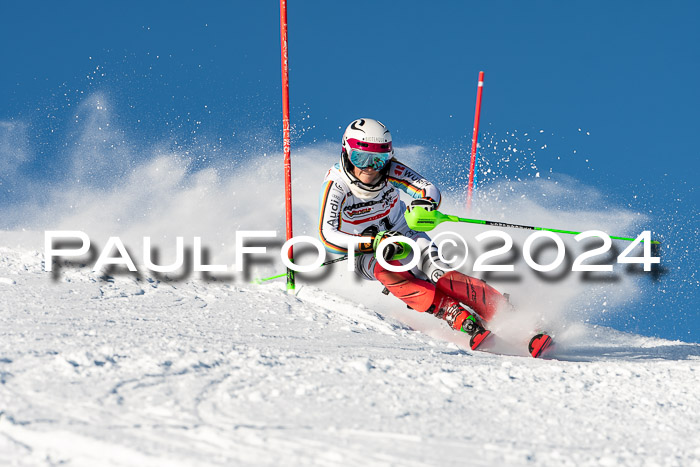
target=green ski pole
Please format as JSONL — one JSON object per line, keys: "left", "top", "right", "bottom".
{"left": 405, "top": 207, "right": 661, "bottom": 244}
{"left": 253, "top": 253, "right": 358, "bottom": 284}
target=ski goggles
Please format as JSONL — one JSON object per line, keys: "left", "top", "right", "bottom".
{"left": 349, "top": 149, "right": 392, "bottom": 170}
{"left": 346, "top": 138, "right": 393, "bottom": 170}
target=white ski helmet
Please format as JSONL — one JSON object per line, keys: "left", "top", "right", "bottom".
{"left": 341, "top": 118, "right": 394, "bottom": 168}
{"left": 339, "top": 118, "right": 394, "bottom": 198}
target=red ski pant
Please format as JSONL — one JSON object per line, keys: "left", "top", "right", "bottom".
{"left": 373, "top": 262, "right": 505, "bottom": 324}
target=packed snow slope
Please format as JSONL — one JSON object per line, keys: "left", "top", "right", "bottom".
{"left": 0, "top": 98, "right": 697, "bottom": 464}
{"left": 1, "top": 244, "right": 699, "bottom": 466}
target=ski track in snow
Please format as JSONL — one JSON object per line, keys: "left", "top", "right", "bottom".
{"left": 1, "top": 245, "right": 699, "bottom": 466}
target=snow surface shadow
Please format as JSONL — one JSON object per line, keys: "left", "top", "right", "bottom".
{"left": 549, "top": 342, "right": 700, "bottom": 362}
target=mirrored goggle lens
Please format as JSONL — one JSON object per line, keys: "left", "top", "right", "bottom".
{"left": 350, "top": 150, "right": 391, "bottom": 170}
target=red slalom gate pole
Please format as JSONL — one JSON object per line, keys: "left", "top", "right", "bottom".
{"left": 466, "top": 71, "right": 484, "bottom": 212}
{"left": 280, "top": 0, "right": 295, "bottom": 291}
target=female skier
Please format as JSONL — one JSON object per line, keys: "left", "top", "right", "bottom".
{"left": 318, "top": 118, "right": 510, "bottom": 349}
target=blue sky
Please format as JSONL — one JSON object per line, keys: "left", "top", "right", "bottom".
{"left": 1, "top": 1, "right": 698, "bottom": 340}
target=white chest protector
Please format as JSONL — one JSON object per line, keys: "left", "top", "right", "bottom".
{"left": 318, "top": 160, "right": 440, "bottom": 254}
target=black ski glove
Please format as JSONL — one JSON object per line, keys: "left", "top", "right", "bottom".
{"left": 357, "top": 226, "right": 379, "bottom": 254}
{"left": 357, "top": 238, "right": 375, "bottom": 254}
{"left": 372, "top": 230, "right": 411, "bottom": 261}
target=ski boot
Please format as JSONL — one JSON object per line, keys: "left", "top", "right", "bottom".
{"left": 441, "top": 302, "right": 492, "bottom": 351}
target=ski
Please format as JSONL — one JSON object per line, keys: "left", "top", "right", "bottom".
{"left": 528, "top": 333, "right": 553, "bottom": 358}
{"left": 469, "top": 329, "right": 492, "bottom": 350}
{"left": 464, "top": 328, "right": 553, "bottom": 358}
{"left": 458, "top": 310, "right": 552, "bottom": 357}
{"left": 460, "top": 313, "right": 492, "bottom": 351}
